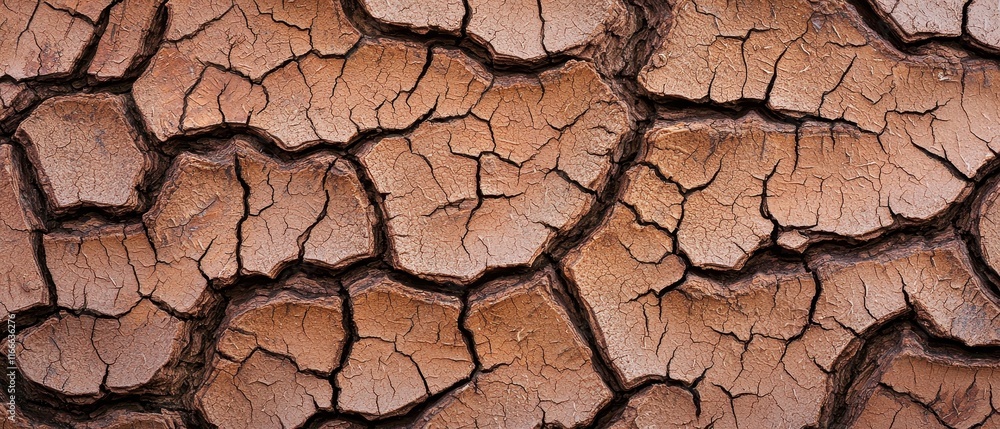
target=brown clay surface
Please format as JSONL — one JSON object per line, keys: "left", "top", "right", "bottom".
{"left": 3, "top": 0, "right": 1000, "bottom": 428}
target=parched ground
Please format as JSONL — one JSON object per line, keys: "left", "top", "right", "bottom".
{"left": 1, "top": 0, "right": 1000, "bottom": 428}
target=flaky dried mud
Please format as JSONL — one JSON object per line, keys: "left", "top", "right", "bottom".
{"left": 1, "top": 0, "right": 999, "bottom": 428}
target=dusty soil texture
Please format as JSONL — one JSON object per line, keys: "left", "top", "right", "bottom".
{"left": 2, "top": 0, "right": 1000, "bottom": 428}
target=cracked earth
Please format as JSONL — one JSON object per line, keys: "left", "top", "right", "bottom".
{"left": 1, "top": 0, "right": 1000, "bottom": 427}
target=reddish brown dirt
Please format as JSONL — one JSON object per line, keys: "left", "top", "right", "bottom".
{"left": 2, "top": 0, "right": 1000, "bottom": 428}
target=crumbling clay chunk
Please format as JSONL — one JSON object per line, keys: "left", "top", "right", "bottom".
{"left": 16, "top": 94, "right": 155, "bottom": 214}
{"left": 337, "top": 272, "right": 473, "bottom": 419}
{"left": 360, "top": 60, "right": 630, "bottom": 283}
{"left": 0, "top": 82, "right": 37, "bottom": 123}
{"left": 1, "top": 0, "right": 110, "bottom": 80}
{"left": 358, "top": 0, "right": 464, "bottom": 34}
{"left": 415, "top": 268, "right": 612, "bottom": 428}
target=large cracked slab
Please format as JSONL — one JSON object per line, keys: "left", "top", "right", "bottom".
{"left": 643, "top": 113, "right": 967, "bottom": 270}
{"left": 17, "top": 94, "right": 156, "bottom": 214}
{"left": 196, "top": 351, "right": 333, "bottom": 429}
{"left": 361, "top": 60, "right": 630, "bottom": 283}
{"left": 0, "top": 0, "right": 112, "bottom": 80}
{"left": 238, "top": 149, "right": 376, "bottom": 278}
{"left": 415, "top": 269, "right": 612, "bottom": 428}
{"left": 216, "top": 279, "right": 347, "bottom": 375}
{"left": 846, "top": 328, "right": 1000, "bottom": 429}
{"left": 143, "top": 148, "right": 240, "bottom": 312}
{"left": 17, "top": 299, "right": 189, "bottom": 402}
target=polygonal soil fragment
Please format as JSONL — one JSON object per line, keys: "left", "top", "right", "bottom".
{"left": 196, "top": 351, "right": 333, "bottom": 429}
{"left": 562, "top": 201, "right": 685, "bottom": 386}
{"left": 643, "top": 113, "right": 967, "bottom": 270}
{"left": 0, "top": 0, "right": 111, "bottom": 80}
{"left": 864, "top": 0, "right": 1000, "bottom": 54}
{"left": 643, "top": 114, "right": 794, "bottom": 269}
{"left": 360, "top": 60, "right": 630, "bottom": 283}
{"left": 17, "top": 313, "right": 104, "bottom": 401}
{"left": 640, "top": 0, "right": 1000, "bottom": 178}
{"left": 17, "top": 94, "right": 155, "bottom": 213}
{"left": 867, "top": 0, "right": 964, "bottom": 41}
{"left": 337, "top": 272, "right": 473, "bottom": 419}
{"left": 846, "top": 329, "right": 1000, "bottom": 429}
{"left": 568, "top": 240, "right": 831, "bottom": 428}
{"left": 144, "top": 147, "right": 241, "bottom": 312}
{"left": 205, "top": 278, "right": 343, "bottom": 429}
{"left": 43, "top": 222, "right": 154, "bottom": 316}
{"left": 767, "top": 121, "right": 968, "bottom": 238}
{"left": 216, "top": 278, "right": 347, "bottom": 375}
{"left": 0, "top": 144, "right": 47, "bottom": 318}
{"left": 238, "top": 149, "right": 376, "bottom": 278}
{"left": 134, "top": 0, "right": 381, "bottom": 146}
{"left": 464, "top": 0, "right": 630, "bottom": 63}
{"left": 809, "top": 232, "right": 1000, "bottom": 350}
{"left": 17, "top": 300, "right": 189, "bottom": 402}
{"left": 968, "top": 0, "right": 1000, "bottom": 52}
{"left": 415, "top": 268, "right": 612, "bottom": 428}
{"left": 358, "top": 0, "right": 465, "bottom": 34}
{"left": 87, "top": 0, "right": 163, "bottom": 79}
